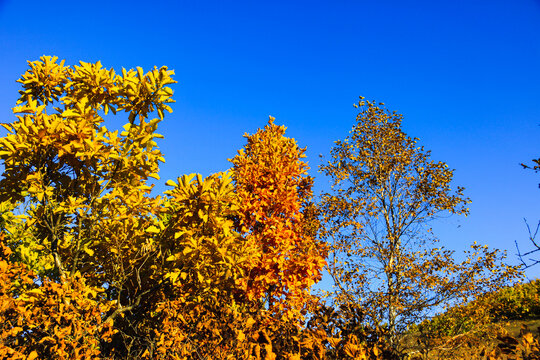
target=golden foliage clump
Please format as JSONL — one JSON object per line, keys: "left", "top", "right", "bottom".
{"left": 0, "top": 234, "right": 114, "bottom": 360}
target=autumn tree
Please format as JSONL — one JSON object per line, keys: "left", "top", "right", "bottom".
{"left": 0, "top": 55, "right": 183, "bottom": 358}
{"left": 231, "top": 117, "right": 327, "bottom": 320}
{"left": 319, "top": 97, "right": 521, "bottom": 355}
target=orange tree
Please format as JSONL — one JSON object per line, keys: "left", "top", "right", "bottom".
{"left": 319, "top": 97, "right": 521, "bottom": 355}
{"left": 230, "top": 118, "right": 327, "bottom": 320}
{"left": 229, "top": 118, "right": 332, "bottom": 359}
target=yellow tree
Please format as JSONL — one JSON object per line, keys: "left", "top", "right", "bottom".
{"left": 319, "top": 97, "right": 521, "bottom": 355}
{"left": 0, "top": 55, "right": 178, "bottom": 357}
{"left": 0, "top": 56, "right": 175, "bottom": 287}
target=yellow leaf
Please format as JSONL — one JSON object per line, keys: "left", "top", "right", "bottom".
{"left": 328, "top": 337, "right": 341, "bottom": 348}
{"left": 245, "top": 317, "right": 256, "bottom": 329}
{"left": 62, "top": 109, "right": 79, "bottom": 117}
{"left": 146, "top": 225, "right": 160, "bottom": 233}
{"left": 237, "top": 330, "right": 245, "bottom": 342}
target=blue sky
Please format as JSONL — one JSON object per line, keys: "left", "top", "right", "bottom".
{"left": 1, "top": 0, "right": 539, "bottom": 280}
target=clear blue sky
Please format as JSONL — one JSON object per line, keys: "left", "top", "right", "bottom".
{"left": 0, "top": 0, "right": 539, "bottom": 279}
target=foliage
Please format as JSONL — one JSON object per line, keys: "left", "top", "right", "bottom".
{"left": 486, "top": 279, "right": 540, "bottom": 320}
{"left": 408, "top": 325, "right": 540, "bottom": 360}
{"left": 407, "top": 279, "right": 540, "bottom": 358}
{"left": 0, "top": 234, "right": 114, "bottom": 359}
{"left": 306, "top": 302, "right": 395, "bottom": 360}
{"left": 521, "top": 158, "right": 540, "bottom": 174}
{"left": 319, "top": 97, "right": 522, "bottom": 355}
{"left": 0, "top": 57, "right": 332, "bottom": 359}
{"left": 1, "top": 57, "right": 530, "bottom": 359}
